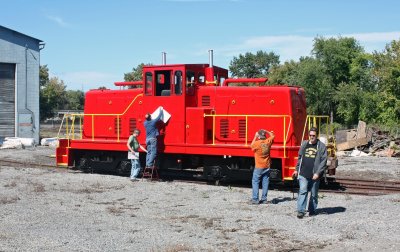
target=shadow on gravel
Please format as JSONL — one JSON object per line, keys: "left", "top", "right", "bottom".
{"left": 317, "top": 206, "right": 346, "bottom": 215}
{"left": 270, "top": 197, "right": 295, "bottom": 204}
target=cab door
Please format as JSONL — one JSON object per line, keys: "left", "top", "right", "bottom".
{"left": 153, "top": 69, "right": 185, "bottom": 147}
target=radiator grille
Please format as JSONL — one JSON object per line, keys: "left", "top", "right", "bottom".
{"left": 238, "top": 119, "right": 246, "bottom": 138}
{"left": 220, "top": 119, "right": 229, "bottom": 138}
{"left": 114, "top": 118, "right": 122, "bottom": 134}
{"left": 202, "top": 96, "right": 211, "bottom": 106}
{"left": 129, "top": 118, "right": 137, "bottom": 134}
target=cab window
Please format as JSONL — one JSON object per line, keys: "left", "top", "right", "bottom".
{"left": 186, "top": 70, "right": 195, "bottom": 96}
{"left": 145, "top": 72, "right": 153, "bottom": 96}
{"left": 155, "top": 70, "right": 171, "bottom": 96}
{"left": 174, "top": 71, "right": 183, "bottom": 95}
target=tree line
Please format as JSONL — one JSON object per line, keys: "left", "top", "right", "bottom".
{"left": 39, "top": 65, "right": 84, "bottom": 121}
{"left": 41, "top": 36, "right": 400, "bottom": 128}
{"left": 228, "top": 37, "right": 400, "bottom": 128}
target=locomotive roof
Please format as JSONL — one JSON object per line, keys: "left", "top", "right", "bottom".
{"left": 143, "top": 64, "right": 228, "bottom": 71}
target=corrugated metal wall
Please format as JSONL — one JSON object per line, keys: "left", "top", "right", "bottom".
{"left": 0, "top": 26, "right": 42, "bottom": 143}
{"left": 0, "top": 63, "right": 15, "bottom": 137}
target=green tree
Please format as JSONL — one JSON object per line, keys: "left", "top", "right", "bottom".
{"left": 229, "top": 51, "right": 280, "bottom": 78}
{"left": 124, "top": 63, "right": 152, "bottom": 89}
{"left": 39, "top": 65, "right": 49, "bottom": 87}
{"left": 65, "top": 90, "right": 85, "bottom": 110}
{"left": 268, "top": 57, "right": 333, "bottom": 116}
{"left": 267, "top": 60, "right": 299, "bottom": 85}
{"left": 124, "top": 63, "right": 153, "bottom": 81}
{"left": 313, "top": 36, "right": 364, "bottom": 85}
{"left": 334, "top": 82, "right": 362, "bottom": 126}
{"left": 40, "top": 77, "right": 67, "bottom": 120}
{"left": 311, "top": 37, "right": 367, "bottom": 124}
{"left": 371, "top": 40, "right": 400, "bottom": 125}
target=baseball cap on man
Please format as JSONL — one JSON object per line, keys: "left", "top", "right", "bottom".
{"left": 258, "top": 129, "right": 267, "bottom": 139}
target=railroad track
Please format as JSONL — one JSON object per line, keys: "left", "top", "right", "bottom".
{"left": 0, "top": 159, "right": 60, "bottom": 169}
{"left": 2, "top": 159, "right": 400, "bottom": 196}
{"left": 322, "top": 177, "right": 400, "bottom": 196}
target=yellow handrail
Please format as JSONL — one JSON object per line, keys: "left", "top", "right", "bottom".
{"left": 59, "top": 93, "right": 143, "bottom": 142}
{"left": 302, "top": 115, "right": 336, "bottom": 156}
{"left": 204, "top": 113, "right": 292, "bottom": 158}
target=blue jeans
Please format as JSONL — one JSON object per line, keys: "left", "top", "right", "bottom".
{"left": 145, "top": 137, "right": 157, "bottom": 167}
{"left": 297, "top": 175, "right": 320, "bottom": 214}
{"left": 252, "top": 168, "right": 270, "bottom": 203}
{"left": 130, "top": 159, "right": 141, "bottom": 179}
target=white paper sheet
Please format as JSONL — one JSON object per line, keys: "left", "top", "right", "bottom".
{"left": 151, "top": 106, "right": 171, "bottom": 123}
{"left": 128, "top": 151, "right": 139, "bottom": 159}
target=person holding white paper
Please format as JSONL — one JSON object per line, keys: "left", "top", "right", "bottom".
{"left": 144, "top": 107, "right": 163, "bottom": 168}
{"left": 127, "top": 129, "right": 147, "bottom": 181}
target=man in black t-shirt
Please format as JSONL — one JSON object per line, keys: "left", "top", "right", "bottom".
{"left": 293, "top": 127, "right": 327, "bottom": 218}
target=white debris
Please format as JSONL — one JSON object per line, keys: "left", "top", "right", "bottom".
{"left": 40, "top": 137, "right": 59, "bottom": 147}
{"left": 350, "top": 149, "right": 369, "bottom": 157}
{"left": 0, "top": 137, "right": 35, "bottom": 149}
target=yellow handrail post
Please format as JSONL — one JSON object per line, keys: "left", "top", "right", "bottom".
{"left": 66, "top": 114, "right": 69, "bottom": 140}
{"left": 117, "top": 115, "right": 120, "bottom": 142}
{"left": 212, "top": 115, "right": 216, "bottom": 145}
{"left": 71, "top": 115, "right": 75, "bottom": 140}
{"left": 283, "top": 116, "right": 286, "bottom": 158}
{"left": 245, "top": 115, "right": 248, "bottom": 146}
{"left": 91, "top": 115, "right": 94, "bottom": 141}
{"left": 318, "top": 117, "right": 321, "bottom": 136}
{"left": 79, "top": 115, "right": 82, "bottom": 140}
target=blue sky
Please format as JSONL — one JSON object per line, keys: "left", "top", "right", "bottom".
{"left": 2, "top": 0, "right": 400, "bottom": 91}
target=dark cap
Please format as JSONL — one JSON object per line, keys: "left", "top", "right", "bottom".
{"left": 145, "top": 113, "right": 151, "bottom": 120}
{"left": 258, "top": 129, "right": 267, "bottom": 140}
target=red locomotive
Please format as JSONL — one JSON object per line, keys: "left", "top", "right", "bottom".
{"left": 56, "top": 50, "right": 337, "bottom": 182}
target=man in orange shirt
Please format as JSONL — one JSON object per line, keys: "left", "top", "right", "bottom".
{"left": 250, "top": 129, "right": 275, "bottom": 204}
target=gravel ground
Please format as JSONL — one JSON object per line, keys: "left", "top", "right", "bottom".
{"left": 0, "top": 147, "right": 400, "bottom": 251}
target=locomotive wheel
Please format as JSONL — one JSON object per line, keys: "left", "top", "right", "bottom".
{"left": 78, "top": 158, "right": 91, "bottom": 173}
{"left": 117, "top": 160, "right": 131, "bottom": 175}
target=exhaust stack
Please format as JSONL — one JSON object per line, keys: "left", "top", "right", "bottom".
{"left": 162, "top": 52, "right": 166, "bottom": 65}
{"left": 208, "top": 49, "right": 213, "bottom": 67}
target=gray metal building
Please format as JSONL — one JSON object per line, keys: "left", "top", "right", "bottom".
{"left": 0, "top": 25, "right": 44, "bottom": 144}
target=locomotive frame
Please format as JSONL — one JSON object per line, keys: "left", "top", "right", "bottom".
{"left": 56, "top": 51, "right": 337, "bottom": 182}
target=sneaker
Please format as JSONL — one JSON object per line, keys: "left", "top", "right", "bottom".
{"left": 297, "top": 212, "right": 305, "bottom": 219}
{"left": 259, "top": 200, "right": 269, "bottom": 204}
{"left": 309, "top": 211, "right": 317, "bottom": 217}
{"left": 130, "top": 178, "right": 139, "bottom": 182}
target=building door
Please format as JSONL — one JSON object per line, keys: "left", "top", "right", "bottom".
{"left": 0, "top": 63, "right": 16, "bottom": 138}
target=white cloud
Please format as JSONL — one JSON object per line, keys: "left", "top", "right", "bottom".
{"left": 213, "top": 31, "right": 400, "bottom": 62}
{"left": 347, "top": 31, "right": 400, "bottom": 42}
{"left": 46, "top": 15, "right": 70, "bottom": 28}
{"left": 51, "top": 71, "right": 122, "bottom": 92}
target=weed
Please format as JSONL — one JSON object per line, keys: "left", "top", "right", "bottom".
{"left": 0, "top": 196, "right": 20, "bottom": 204}
{"left": 201, "top": 192, "right": 209, "bottom": 198}
{"left": 164, "top": 244, "right": 193, "bottom": 252}
{"left": 256, "top": 228, "right": 278, "bottom": 237}
{"left": 107, "top": 206, "right": 124, "bottom": 215}
{"left": 344, "top": 194, "right": 352, "bottom": 201}
{"left": 4, "top": 181, "right": 17, "bottom": 188}
{"left": 32, "top": 182, "right": 45, "bottom": 193}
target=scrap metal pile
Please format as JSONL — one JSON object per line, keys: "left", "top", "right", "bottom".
{"left": 336, "top": 121, "right": 400, "bottom": 157}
